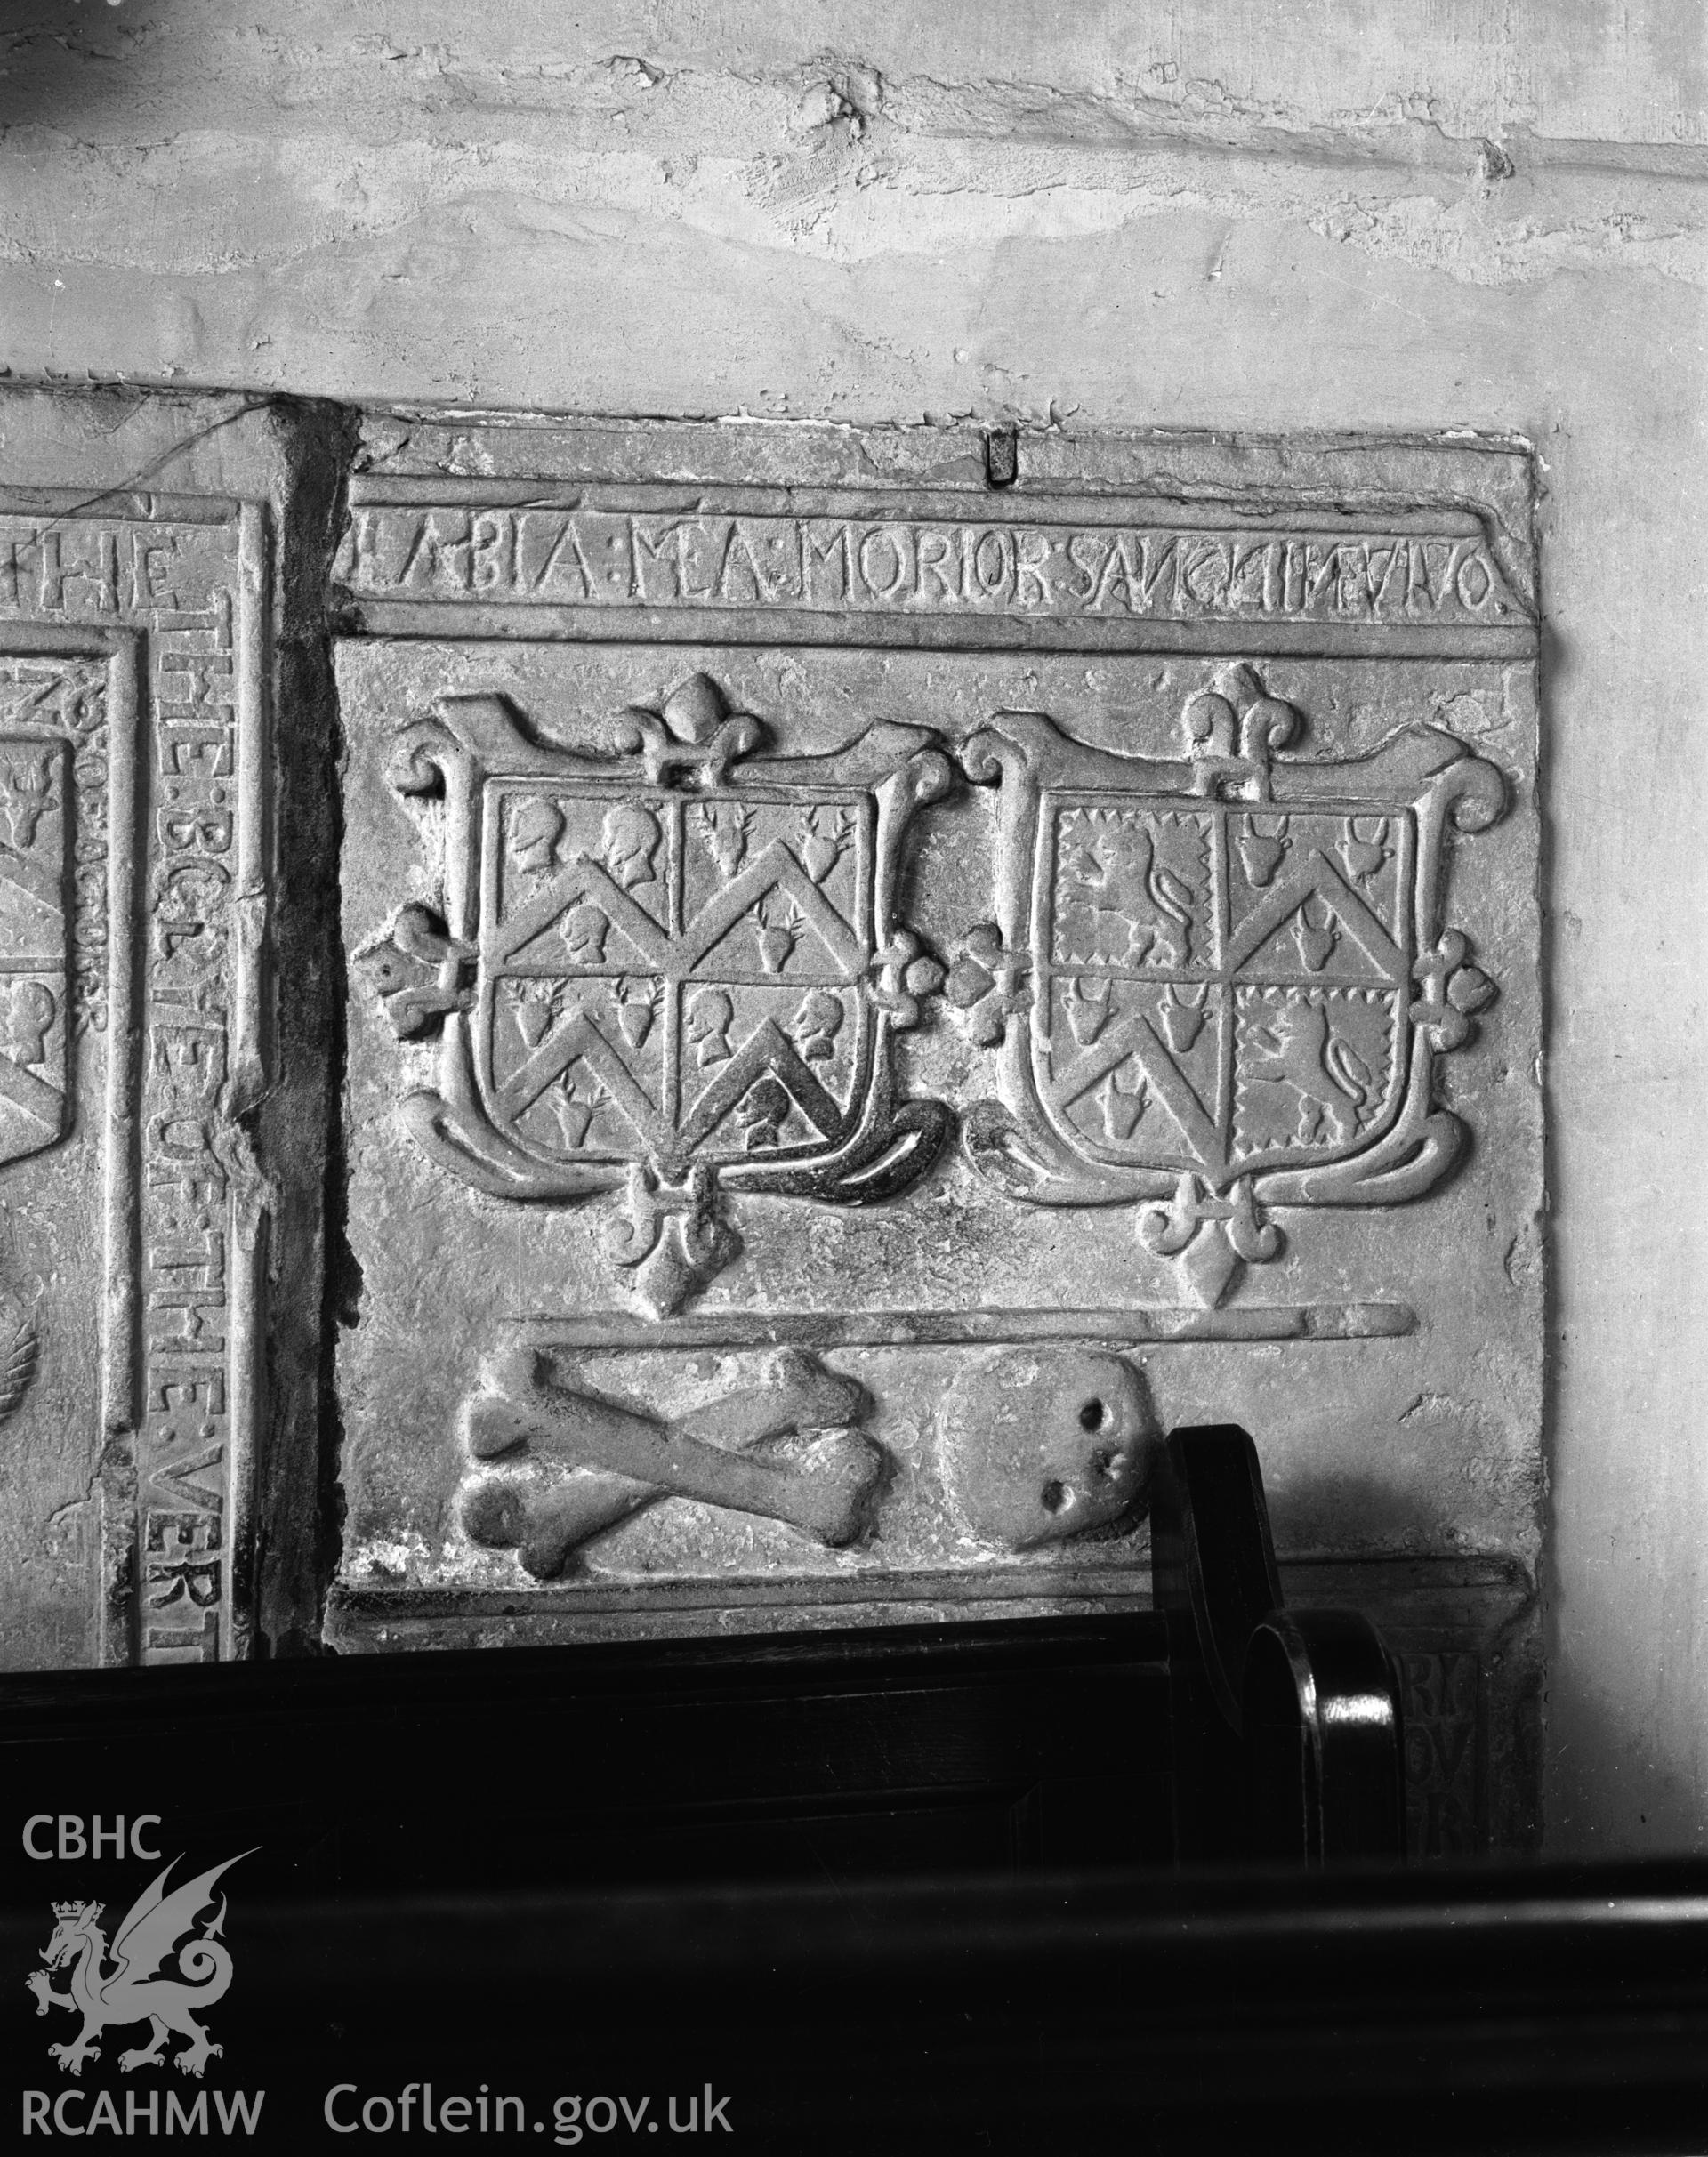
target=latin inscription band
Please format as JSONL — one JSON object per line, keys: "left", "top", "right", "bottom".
{"left": 335, "top": 506, "right": 1525, "bottom": 631}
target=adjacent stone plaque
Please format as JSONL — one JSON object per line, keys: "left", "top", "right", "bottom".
{"left": 330, "top": 415, "right": 1543, "bottom": 1847}
{"left": 0, "top": 389, "right": 341, "bottom": 1670}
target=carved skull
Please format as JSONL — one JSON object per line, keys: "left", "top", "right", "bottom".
{"left": 936, "top": 1349, "right": 1155, "bottom": 1550}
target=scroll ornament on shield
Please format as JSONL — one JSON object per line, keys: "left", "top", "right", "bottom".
{"left": 358, "top": 673, "right": 952, "bottom": 1316}
{"left": 945, "top": 664, "right": 1507, "bottom": 1309}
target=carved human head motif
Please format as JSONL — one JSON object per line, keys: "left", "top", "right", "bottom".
{"left": 560, "top": 904, "right": 609, "bottom": 967}
{"left": 510, "top": 797, "right": 564, "bottom": 875}
{"left": 601, "top": 804, "right": 661, "bottom": 890}
{"left": 687, "top": 986, "right": 733, "bottom": 1066}
{"left": 5, "top": 981, "right": 54, "bottom": 1066}
{"left": 793, "top": 988, "right": 844, "bottom": 1063}
{"left": 737, "top": 1075, "right": 790, "bottom": 1152}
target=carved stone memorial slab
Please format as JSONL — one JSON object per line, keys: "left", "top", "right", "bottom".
{"left": 0, "top": 389, "right": 341, "bottom": 1671}
{"left": 330, "top": 414, "right": 1543, "bottom": 1843}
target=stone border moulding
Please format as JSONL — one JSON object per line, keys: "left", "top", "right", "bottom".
{"left": 326, "top": 408, "right": 1539, "bottom": 1854}
{"left": 331, "top": 406, "right": 1535, "bottom": 1353}
{"left": 0, "top": 393, "right": 1542, "bottom": 1871}
{"left": 0, "top": 387, "right": 349, "bottom": 1670}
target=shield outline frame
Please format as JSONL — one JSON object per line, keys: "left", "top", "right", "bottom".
{"left": 1026, "top": 788, "right": 1421, "bottom": 1185}
{"left": 380, "top": 685, "right": 955, "bottom": 1211}
{"left": 960, "top": 704, "right": 1508, "bottom": 1220}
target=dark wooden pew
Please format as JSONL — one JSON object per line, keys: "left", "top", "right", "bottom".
{"left": 0, "top": 1424, "right": 1402, "bottom": 1899}
{"left": 9, "top": 1427, "right": 1704, "bottom": 2150}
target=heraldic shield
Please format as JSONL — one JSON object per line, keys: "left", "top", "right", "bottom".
{"left": 955, "top": 664, "right": 1508, "bottom": 1311}
{"left": 361, "top": 674, "right": 952, "bottom": 1316}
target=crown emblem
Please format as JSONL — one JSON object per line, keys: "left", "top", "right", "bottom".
{"left": 51, "top": 1899, "right": 97, "bottom": 1920}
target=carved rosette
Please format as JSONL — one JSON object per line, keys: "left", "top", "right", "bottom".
{"left": 953, "top": 664, "right": 1508, "bottom": 1308}
{"left": 360, "top": 672, "right": 952, "bottom": 1316}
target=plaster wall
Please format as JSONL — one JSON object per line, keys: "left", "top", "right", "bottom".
{"left": 1, "top": 0, "right": 1704, "bottom": 1854}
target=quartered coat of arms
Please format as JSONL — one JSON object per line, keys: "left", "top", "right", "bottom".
{"left": 361, "top": 673, "right": 950, "bottom": 1316}
{"left": 951, "top": 664, "right": 1508, "bottom": 1308}
{"left": 360, "top": 656, "right": 1511, "bottom": 1322}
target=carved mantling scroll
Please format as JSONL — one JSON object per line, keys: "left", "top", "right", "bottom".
{"left": 359, "top": 672, "right": 952, "bottom": 1316}
{"left": 953, "top": 664, "right": 1507, "bottom": 1308}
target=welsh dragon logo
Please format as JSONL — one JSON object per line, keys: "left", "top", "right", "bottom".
{"left": 26, "top": 1851, "right": 252, "bottom": 2079}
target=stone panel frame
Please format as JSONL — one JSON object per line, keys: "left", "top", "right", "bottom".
{"left": 0, "top": 390, "right": 347, "bottom": 1671}
{"left": 0, "top": 395, "right": 1543, "bottom": 1854}
{"left": 328, "top": 413, "right": 1542, "bottom": 1871}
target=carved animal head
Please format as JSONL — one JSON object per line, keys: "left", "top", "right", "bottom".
{"left": 2, "top": 757, "right": 51, "bottom": 849}
{"left": 698, "top": 802, "right": 750, "bottom": 878}
{"left": 510, "top": 978, "right": 561, "bottom": 1050}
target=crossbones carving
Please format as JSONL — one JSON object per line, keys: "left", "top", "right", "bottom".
{"left": 459, "top": 1345, "right": 883, "bottom": 1578}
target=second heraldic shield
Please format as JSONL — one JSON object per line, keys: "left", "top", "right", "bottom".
{"left": 950, "top": 664, "right": 1509, "bottom": 1308}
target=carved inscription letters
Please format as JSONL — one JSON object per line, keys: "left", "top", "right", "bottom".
{"left": 334, "top": 422, "right": 1542, "bottom": 1664}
